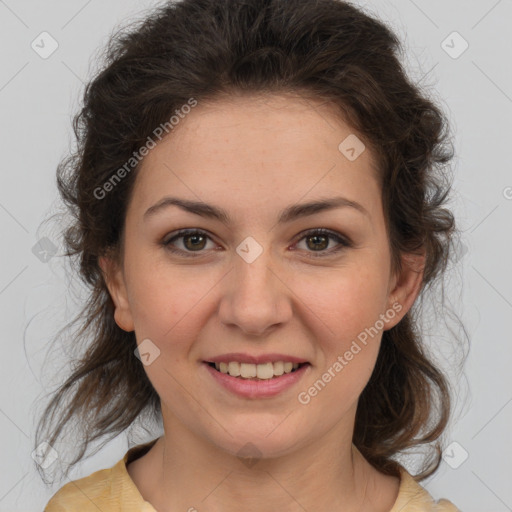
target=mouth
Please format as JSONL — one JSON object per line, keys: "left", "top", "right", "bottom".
{"left": 205, "top": 361, "right": 310, "bottom": 380}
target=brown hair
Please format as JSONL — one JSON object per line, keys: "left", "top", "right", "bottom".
{"left": 35, "top": 0, "right": 466, "bottom": 485}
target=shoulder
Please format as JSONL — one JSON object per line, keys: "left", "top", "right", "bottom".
{"left": 43, "top": 439, "right": 159, "bottom": 512}
{"left": 390, "top": 466, "right": 461, "bottom": 512}
{"left": 43, "top": 464, "right": 116, "bottom": 511}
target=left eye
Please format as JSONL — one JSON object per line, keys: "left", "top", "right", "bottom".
{"left": 162, "top": 228, "right": 351, "bottom": 258}
{"left": 294, "top": 228, "right": 351, "bottom": 256}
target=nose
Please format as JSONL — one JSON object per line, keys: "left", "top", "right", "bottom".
{"left": 218, "top": 246, "right": 292, "bottom": 337}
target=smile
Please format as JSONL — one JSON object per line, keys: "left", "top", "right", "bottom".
{"left": 203, "top": 360, "right": 311, "bottom": 399}
{"left": 208, "top": 361, "right": 306, "bottom": 380}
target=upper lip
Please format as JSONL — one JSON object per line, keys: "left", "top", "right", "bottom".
{"left": 204, "top": 353, "right": 309, "bottom": 365}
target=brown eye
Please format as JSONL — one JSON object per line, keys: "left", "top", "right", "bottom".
{"left": 305, "top": 233, "right": 329, "bottom": 251}
{"left": 182, "top": 233, "right": 208, "bottom": 251}
{"left": 162, "top": 228, "right": 351, "bottom": 259}
{"left": 163, "top": 229, "right": 215, "bottom": 257}
{"left": 295, "top": 228, "right": 351, "bottom": 257}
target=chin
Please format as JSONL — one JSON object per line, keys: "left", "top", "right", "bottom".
{"left": 206, "top": 425, "right": 307, "bottom": 462}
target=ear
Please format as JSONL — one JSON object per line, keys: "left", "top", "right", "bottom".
{"left": 98, "top": 255, "right": 135, "bottom": 332}
{"left": 384, "top": 250, "right": 426, "bottom": 330}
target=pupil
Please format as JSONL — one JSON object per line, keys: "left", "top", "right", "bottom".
{"left": 308, "top": 235, "right": 327, "bottom": 251}
{"left": 185, "top": 234, "right": 205, "bottom": 250}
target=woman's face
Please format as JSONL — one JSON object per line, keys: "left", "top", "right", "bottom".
{"left": 101, "top": 93, "right": 423, "bottom": 459}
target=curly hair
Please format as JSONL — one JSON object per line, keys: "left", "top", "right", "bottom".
{"left": 34, "top": 0, "right": 465, "bottom": 485}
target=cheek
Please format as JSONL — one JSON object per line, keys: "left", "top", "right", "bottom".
{"left": 124, "top": 254, "right": 219, "bottom": 344}
{"left": 295, "top": 270, "right": 387, "bottom": 409}
{"left": 124, "top": 265, "right": 214, "bottom": 393}
{"left": 296, "top": 262, "right": 390, "bottom": 340}
{"left": 289, "top": 259, "right": 390, "bottom": 399}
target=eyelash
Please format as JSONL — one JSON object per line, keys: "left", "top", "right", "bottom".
{"left": 161, "top": 228, "right": 352, "bottom": 259}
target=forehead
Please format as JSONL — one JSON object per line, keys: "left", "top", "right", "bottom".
{"left": 129, "top": 93, "right": 381, "bottom": 222}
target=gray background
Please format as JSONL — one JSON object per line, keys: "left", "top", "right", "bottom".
{"left": 0, "top": 0, "right": 511, "bottom": 510}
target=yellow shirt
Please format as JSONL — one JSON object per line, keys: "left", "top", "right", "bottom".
{"left": 44, "top": 439, "right": 460, "bottom": 511}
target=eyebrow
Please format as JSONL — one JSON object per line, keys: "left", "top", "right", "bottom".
{"left": 143, "top": 195, "right": 370, "bottom": 224}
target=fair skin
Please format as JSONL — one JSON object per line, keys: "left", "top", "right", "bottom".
{"left": 100, "top": 93, "right": 425, "bottom": 512}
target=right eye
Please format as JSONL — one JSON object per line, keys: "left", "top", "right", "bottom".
{"left": 162, "top": 229, "right": 217, "bottom": 257}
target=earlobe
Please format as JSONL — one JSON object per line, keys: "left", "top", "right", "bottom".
{"left": 385, "top": 251, "right": 426, "bottom": 330}
{"left": 98, "top": 255, "right": 135, "bottom": 332}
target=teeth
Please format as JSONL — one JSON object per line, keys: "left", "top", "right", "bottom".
{"left": 256, "top": 362, "right": 273, "bottom": 379}
{"left": 273, "top": 361, "right": 284, "bottom": 376}
{"left": 228, "top": 361, "right": 240, "bottom": 377}
{"left": 240, "top": 362, "right": 257, "bottom": 378}
{"left": 213, "top": 361, "right": 301, "bottom": 379}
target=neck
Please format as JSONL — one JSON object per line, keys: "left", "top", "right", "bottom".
{"left": 140, "top": 413, "right": 376, "bottom": 512}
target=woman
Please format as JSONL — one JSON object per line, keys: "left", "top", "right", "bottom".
{"left": 38, "top": 0, "right": 462, "bottom": 510}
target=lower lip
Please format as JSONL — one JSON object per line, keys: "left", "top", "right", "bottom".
{"left": 203, "top": 362, "right": 310, "bottom": 399}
